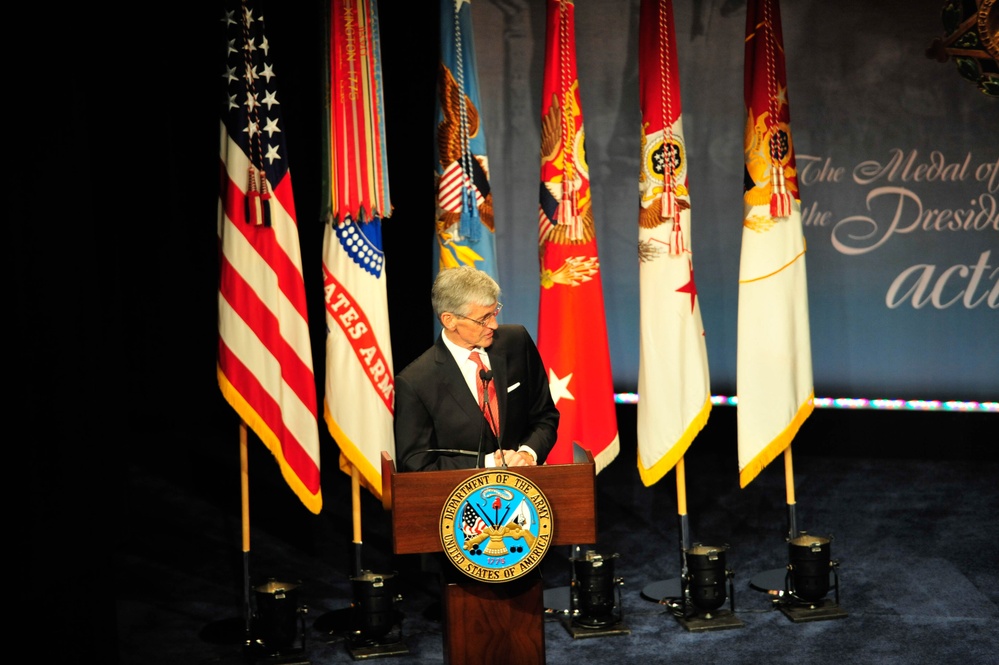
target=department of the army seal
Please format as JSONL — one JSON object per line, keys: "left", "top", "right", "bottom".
{"left": 439, "top": 470, "right": 554, "bottom": 583}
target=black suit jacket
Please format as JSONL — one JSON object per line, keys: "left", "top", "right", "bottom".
{"left": 394, "top": 324, "right": 559, "bottom": 471}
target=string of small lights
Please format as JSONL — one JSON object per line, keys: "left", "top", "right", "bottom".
{"left": 614, "top": 393, "right": 997, "bottom": 414}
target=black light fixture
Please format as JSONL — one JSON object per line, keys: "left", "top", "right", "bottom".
{"left": 785, "top": 534, "right": 840, "bottom": 606}
{"left": 748, "top": 511, "right": 848, "bottom": 622}
{"left": 347, "top": 571, "right": 404, "bottom": 649}
{"left": 559, "top": 550, "right": 630, "bottom": 638}
{"left": 247, "top": 579, "right": 309, "bottom": 664}
{"left": 311, "top": 569, "right": 408, "bottom": 660}
{"left": 763, "top": 532, "right": 849, "bottom": 623}
{"left": 684, "top": 545, "right": 731, "bottom": 616}
{"left": 662, "top": 543, "right": 743, "bottom": 632}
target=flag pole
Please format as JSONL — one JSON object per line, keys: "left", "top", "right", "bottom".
{"left": 239, "top": 420, "right": 253, "bottom": 642}
{"left": 638, "top": 455, "right": 692, "bottom": 607}
{"left": 784, "top": 446, "right": 798, "bottom": 539}
{"left": 351, "top": 464, "right": 363, "bottom": 577}
{"left": 313, "top": 462, "right": 376, "bottom": 642}
{"left": 675, "top": 456, "right": 691, "bottom": 557}
{"left": 673, "top": 456, "right": 692, "bottom": 606}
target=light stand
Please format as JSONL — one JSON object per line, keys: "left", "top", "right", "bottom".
{"left": 788, "top": 534, "right": 834, "bottom": 602}
{"left": 747, "top": 505, "right": 847, "bottom": 622}
{"left": 313, "top": 572, "right": 408, "bottom": 660}
{"left": 544, "top": 444, "right": 626, "bottom": 635}
{"left": 775, "top": 533, "right": 847, "bottom": 622}
{"left": 343, "top": 570, "right": 408, "bottom": 659}
{"left": 313, "top": 547, "right": 409, "bottom": 660}
{"left": 638, "top": 461, "right": 743, "bottom": 633}
{"left": 314, "top": 466, "right": 410, "bottom": 660}
{"left": 557, "top": 550, "right": 631, "bottom": 639}
{"left": 665, "top": 544, "right": 744, "bottom": 632}
{"left": 748, "top": 449, "right": 847, "bottom": 622}
{"left": 245, "top": 579, "right": 310, "bottom": 665}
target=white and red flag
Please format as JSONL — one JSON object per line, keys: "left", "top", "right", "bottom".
{"left": 537, "top": 0, "right": 619, "bottom": 471}
{"left": 218, "top": 0, "right": 322, "bottom": 513}
{"left": 322, "top": 0, "right": 395, "bottom": 500}
{"left": 737, "top": 0, "right": 814, "bottom": 488}
{"left": 636, "top": 0, "right": 712, "bottom": 487}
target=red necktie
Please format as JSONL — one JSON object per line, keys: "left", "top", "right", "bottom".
{"left": 469, "top": 351, "right": 499, "bottom": 436}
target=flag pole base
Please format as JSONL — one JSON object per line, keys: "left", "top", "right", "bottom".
{"left": 556, "top": 613, "right": 631, "bottom": 639}
{"left": 345, "top": 638, "right": 410, "bottom": 661}
{"left": 777, "top": 598, "right": 849, "bottom": 623}
{"left": 749, "top": 566, "right": 848, "bottom": 623}
{"left": 673, "top": 608, "right": 744, "bottom": 632}
{"left": 315, "top": 572, "right": 410, "bottom": 660}
{"left": 243, "top": 643, "right": 311, "bottom": 665}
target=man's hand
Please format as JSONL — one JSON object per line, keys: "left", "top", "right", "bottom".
{"left": 495, "top": 449, "right": 536, "bottom": 467}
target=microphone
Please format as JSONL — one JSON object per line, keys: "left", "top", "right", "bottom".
{"left": 476, "top": 369, "right": 490, "bottom": 468}
{"left": 478, "top": 369, "right": 505, "bottom": 468}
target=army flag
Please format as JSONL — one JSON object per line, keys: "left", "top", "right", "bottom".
{"left": 737, "top": 0, "right": 814, "bottom": 488}
{"left": 322, "top": 0, "right": 395, "bottom": 500}
{"left": 537, "top": 0, "right": 619, "bottom": 472}
{"left": 636, "top": 0, "right": 711, "bottom": 487}
{"left": 434, "top": 0, "right": 498, "bottom": 281}
{"left": 218, "top": 0, "right": 322, "bottom": 513}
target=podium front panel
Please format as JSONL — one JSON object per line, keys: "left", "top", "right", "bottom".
{"left": 386, "top": 459, "right": 597, "bottom": 556}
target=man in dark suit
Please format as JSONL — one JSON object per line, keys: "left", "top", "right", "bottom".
{"left": 394, "top": 266, "right": 559, "bottom": 471}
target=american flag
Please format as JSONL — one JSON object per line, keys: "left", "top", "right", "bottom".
{"left": 218, "top": 0, "right": 322, "bottom": 513}
{"left": 462, "top": 503, "right": 486, "bottom": 538}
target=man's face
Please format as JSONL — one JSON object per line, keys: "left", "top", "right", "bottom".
{"left": 444, "top": 301, "right": 501, "bottom": 349}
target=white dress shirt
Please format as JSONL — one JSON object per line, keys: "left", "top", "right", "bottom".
{"left": 439, "top": 333, "right": 537, "bottom": 465}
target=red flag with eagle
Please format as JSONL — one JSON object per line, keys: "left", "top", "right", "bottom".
{"left": 737, "top": 0, "right": 814, "bottom": 488}
{"left": 218, "top": 0, "right": 321, "bottom": 513}
{"left": 636, "top": 0, "right": 711, "bottom": 487}
{"left": 537, "top": 0, "right": 619, "bottom": 472}
{"left": 322, "top": 0, "right": 395, "bottom": 500}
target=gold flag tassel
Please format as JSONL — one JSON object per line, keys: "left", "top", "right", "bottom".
{"left": 556, "top": 0, "right": 583, "bottom": 242}
{"left": 762, "top": 0, "right": 792, "bottom": 220}
{"left": 559, "top": 183, "right": 581, "bottom": 239}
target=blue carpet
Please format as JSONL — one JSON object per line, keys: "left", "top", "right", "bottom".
{"left": 110, "top": 406, "right": 998, "bottom": 664}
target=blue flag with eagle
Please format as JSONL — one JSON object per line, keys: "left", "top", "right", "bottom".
{"left": 434, "top": 0, "right": 498, "bottom": 281}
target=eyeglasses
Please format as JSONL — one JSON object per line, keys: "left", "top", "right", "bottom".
{"left": 453, "top": 303, "right": 503, "bottom": 328}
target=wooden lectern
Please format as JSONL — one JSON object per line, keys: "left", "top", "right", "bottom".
{"left": 381, "top": 450, "right": 597, "bottom": 665}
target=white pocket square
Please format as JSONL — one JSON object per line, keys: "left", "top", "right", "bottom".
{"left": 507, "top": 382, "right": 521, "bottom": 393}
